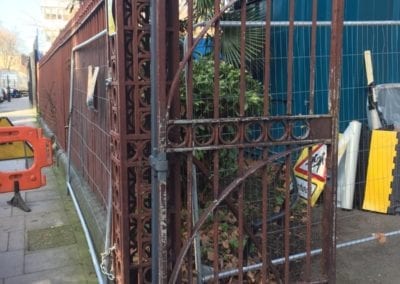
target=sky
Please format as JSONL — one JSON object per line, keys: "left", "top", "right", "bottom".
{"left": 0, "top": 0, "right": 42, "bottom": 54}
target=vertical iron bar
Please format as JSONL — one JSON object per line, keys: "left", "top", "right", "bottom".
{"left": 192, "top": 165, "right": 203, "bottom": 284}
{"left": 263, "top": 0, "right": 272, "bottom": 117}
{"left": 285, "top": 1, "right": 296, "bottom": 282}
{"left": 167, "top": 0, "right": 182, "bottom": 281}
{"left": 187, "top": 0, "right": 194, "bottom": 281}
{"left": 309, "top": 0, "right": 318, "bottom": 114}
{"left": 187, "top": 156, "right": 194, "bottom": 282}
{"left": 324, "top": 0, "right": 344, "bottom": 282}
{"left": 151, "top": 0, "right": 168, "bottom": 282}
{"left": 114, "top": 1, "right": 130, "bottom": 281}
{"left": 306, "top": 0, "right": 318, "bottom": 280}
{"left": 262, "top": 0, "right": 272, "bottom": 281}
{"left": 284, "top": 154, "right": 291, "bottom": 284}
{"left": 286, "top": 0, "right": 296, "bottom": 116}
{"left": 238, "top": 0, "right": 247, "bottom": 282}
{"left": 306, "top": 146, "right": 313, "bottom": 281}
{"left": 150, "top": 0, "right": 159, "bottom": 279}
{"left": 213, "top": 0, "right": 221, "bottom": 282}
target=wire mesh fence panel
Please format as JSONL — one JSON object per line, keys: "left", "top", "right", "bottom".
{"left": 37, "top": 0, "right": 107, "bottom": 203}
{"left": 69, "top": 34, "right": 111, "bottom": 203}
{"left": 340, "top": 23, "right": 400, "bottom": 130}
{"left": 336, "top": 22, "right": 400, "bottom": 268}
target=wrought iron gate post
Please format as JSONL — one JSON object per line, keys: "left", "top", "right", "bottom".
{"left": 151, "top": 0, "right": 168, "bottom": 282}
{"left": 324, "top": 0, "right": 345, "bottom": 281}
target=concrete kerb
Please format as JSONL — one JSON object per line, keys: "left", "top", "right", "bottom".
{"left": 38, "top": 117, "right": 107, "bottom": 261}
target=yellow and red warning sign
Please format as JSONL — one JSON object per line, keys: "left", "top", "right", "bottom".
{"left": 0, "top": 117, "right": 34, "bottom": 160}
{"left": 294, "top": 144, "right": 327, "bottom": 206}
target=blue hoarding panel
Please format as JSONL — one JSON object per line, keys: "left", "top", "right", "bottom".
{"left": 267, "top": 0, "right": 400, "bottom": 131}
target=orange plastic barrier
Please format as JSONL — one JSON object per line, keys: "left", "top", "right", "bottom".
{"left": 0, "top": 126, "right": 53, "bottom": 193}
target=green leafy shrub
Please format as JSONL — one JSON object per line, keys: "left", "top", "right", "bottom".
{"left": 181, "top": 56, "right": 264, "bottom": 118}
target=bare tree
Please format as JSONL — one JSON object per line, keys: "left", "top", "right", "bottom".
{"left": 0, "top": 27, "right": 18, "bottom": 70}
{"left": 66, "top": 0, "right": 83, "bottom": 12}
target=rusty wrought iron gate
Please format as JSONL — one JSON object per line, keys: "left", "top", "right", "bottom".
{"left": 110, "top": 0, "right": 344, "bottom": 283}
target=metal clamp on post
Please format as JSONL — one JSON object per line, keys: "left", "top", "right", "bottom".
{"left": 150, "top": 152, "right": 168, "bottom": 180}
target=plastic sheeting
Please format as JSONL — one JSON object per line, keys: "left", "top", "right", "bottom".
{"left": 376, "top": 84, "right": 400, "bottom": 129}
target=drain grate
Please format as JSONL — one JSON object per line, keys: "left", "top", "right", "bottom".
{"left": 27, "top": 225, "right": 76, "bottom": 251}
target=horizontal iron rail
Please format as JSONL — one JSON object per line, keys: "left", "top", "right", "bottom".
{"left": 194, "top": 20, "right": 400, "bottom": 28}
{"left": 202, "top": 229, "right": 400, "bottom": 282}
{"left": 166, "top": 139, "right": 332, "bottom": 152}
{"left": 168, "top": 114, "right": 332, "bottom": 125}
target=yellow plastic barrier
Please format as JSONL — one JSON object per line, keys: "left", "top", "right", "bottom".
{"left": 362, "top": 130, "right": 397, "bottom": 213}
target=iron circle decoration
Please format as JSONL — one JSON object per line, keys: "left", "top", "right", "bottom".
{"left": 267, "top": 120, "right": 289, "bottom": 142}
{"left": 290, "top": 119, "right": 310, "bottom": 140}
{"left": 167, "top": 125, "right": 188, "bottom": 148}
{"left": 193, "top": 124, "right": 215, "bottom": 146}
{"left": 139, "top": 86, "right": 151, "bottom": 107}
{"left": 244, "top": 121, "right": 265, "bottom": 143}
{"left": 139, "top": 112, "right": 151, "bottom": 133}
{"left": 218, "top": 123, "right": 240, "bottom": 145}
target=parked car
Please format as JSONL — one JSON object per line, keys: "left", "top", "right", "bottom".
{"left": 10, "top": 89, "right": 21, "bottom": 98}
{"left": 20, "top": 90, "right": 29, "bottom": 97}
{"left": 0, "top": 88, "right": 5, "bottom": 103}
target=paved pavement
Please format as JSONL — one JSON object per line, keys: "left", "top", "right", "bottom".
{"left": 336, "top": 209, "right": 400, "bottom": 283}
{"left": 0, "top": 97, "right": 96, "bottom": 283}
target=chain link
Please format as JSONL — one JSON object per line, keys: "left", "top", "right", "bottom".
{"left": 100, "top": 244, "right": 116, "bottom": 281}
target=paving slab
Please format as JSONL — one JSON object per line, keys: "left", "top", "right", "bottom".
{"left": 7, "top": 231, "right": 24, "bottom": 251}
{"left": 0, "top": 193, "right": 20, "bottom": 219}
{"left": 25, "top": 210, "right": 69, "bottom": 231}
{"left": 24, "top": 245, "right": 80, "bottom": 274}
{"left": 0, "top": 250, "right": 24, "bottom": 278}
{"left": 0, "top": 200, "right": 11, "bottom": 218}
{"left": 25, "top": 188, "right": 60, "bottom": 203}
{"left": 4, "top": 264, "right": 96, "bottom": 284}
{"left": 0, "top": 216, "right": 24, "bottom": 233}
{"left": 0, "top": 232, "right": 7, "bottom": 252}
{"left": 12, "top": 199, "right": 64, "bottom": 217}
{"left": 0, "top": 193, "right": 14, "bottom": 203}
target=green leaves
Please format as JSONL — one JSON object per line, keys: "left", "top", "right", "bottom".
{"left": 181, "top": 56, "right": 263, "bottom": 119}
{"left": 195, "top": 0, "right": 216, "bottom": 20}
{"left": 181, "top": 1, "right": 266, "bottom": 68}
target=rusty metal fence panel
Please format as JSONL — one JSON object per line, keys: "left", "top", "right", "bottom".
{"left": 38, "top": 0, "right": 108, "bottom": 201}
{"left": 151, "top": 0, "right": 344, "bottom": 283}
{"left": 108, "top": 0, "right": 154, "bottom": 282}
